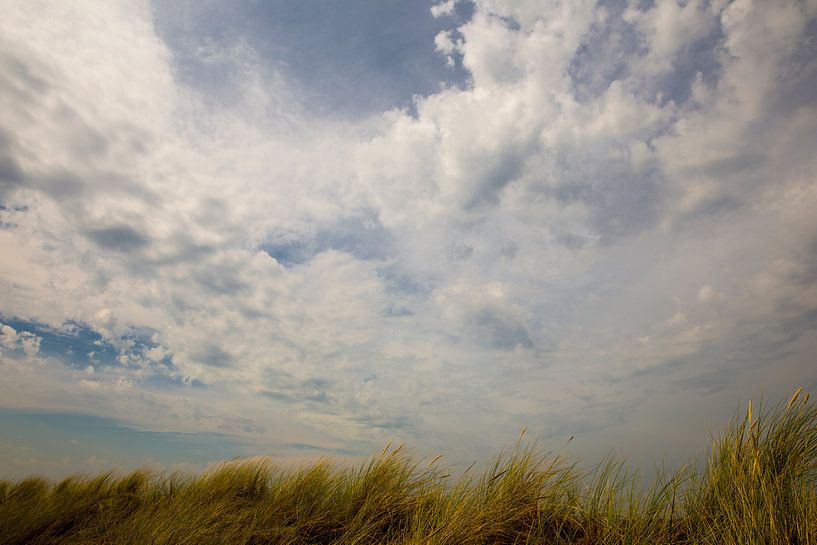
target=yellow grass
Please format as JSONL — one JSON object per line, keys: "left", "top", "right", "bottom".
{"left": 1, "top": 390, "right": 816, "bottom": 544}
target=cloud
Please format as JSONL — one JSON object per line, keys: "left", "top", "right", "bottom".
{"left": 0, "top": 0, "right": 816, "bottom": 473}
{"left": 624, "top": 0, "right": 724, "bottom": 76}
{"left": 0, "top": 322, "right": 41, "bottom": 356}
{"left": 85, "top": 225, "right": 151, "bottom": 252}
{"left": 0, "top": 324, "right": 18, "bottom": 348}
{"left": 261, "top": 209, "right": 396, "bottom": 266}
{"left": 431, "top": 1, "right": 459, "bottom": 19}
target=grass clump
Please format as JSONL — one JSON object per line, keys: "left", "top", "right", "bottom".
{"left": 1, "top": 390, "right": 816, "bottom": 544}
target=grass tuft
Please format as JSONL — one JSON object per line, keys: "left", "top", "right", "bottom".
{"left": 1, "top": 390, "right": 816, "bottom": 544}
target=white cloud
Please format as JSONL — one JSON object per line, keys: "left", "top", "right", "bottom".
{"left": 20, "top": 333, "right": 41, "bottom": 356}
{"left": 650, "top": 0, "right": 817, "bottom": 228}
{"left": 0, "top": 324, "right": 18, "bottom": 349}
{"left": 0, "top": 323, "right": 41, "bottom": 356}
{"left": 431, "top": 0, "right": 458, "bottom": 19}
{"left": 434, "top": 30, "right": 461, "bottom": 68}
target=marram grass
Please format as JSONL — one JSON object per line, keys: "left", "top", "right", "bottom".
{"left": 2, "top": 391, "right": 816, "bottom": 544}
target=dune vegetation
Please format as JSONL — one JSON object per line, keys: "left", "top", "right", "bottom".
{"left": 1, "top": 390, "right": 816, "bottom": 544}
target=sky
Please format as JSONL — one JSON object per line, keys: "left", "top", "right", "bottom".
{"left": 1, "top": 0, "right": 816, "bottom": 480}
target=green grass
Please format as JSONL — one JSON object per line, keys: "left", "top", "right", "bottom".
{"left": 2, "top": 390, "right": 816, "bottom": 544}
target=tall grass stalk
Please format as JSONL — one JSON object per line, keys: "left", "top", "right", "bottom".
{"left": 2, "top": 390, "right": 816, "bottom": 544}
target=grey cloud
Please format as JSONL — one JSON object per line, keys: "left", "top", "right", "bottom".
{"left": 790, "top": 236, "right": 817, "bottom": 287}
{"left": 261, "top": 239, "right": 313, "bottom": 267}
{"left": 33, "top": 170, "right": 159, "bottom": 212}
{"left": 471, "top": 308, "right": 532, "bottom": 350}
{"left": 552, "top": 230, "right": 585, "bottom": 250}
{"left": 631, "top": 304, "right": 817, "bottom": 400}
{"left": 628, "top": 341, "right": 757, "bottom": 392}
{"left": 209, "top": 413, "right": 265, "bottom": 434}
{"left": 0, "top": 154, "right": 23, "bottom": 189}
{"left": 662, "top": 21, "right": 817, "bottom": 228}
{"left": 299, "top": 377, "right": 334, "bottom": 404}
{"left": 0, "top": 51, "right": 54, "bottom": 201}
{"left": 541, "top": 161, "right": 665, "bottom": 244}
{"left": 574, "top": 0, "right": 723, "bottom": 106}
{"left": 303, "top": 392, "right": 330, "bottom": 404}
{"left": 448, "top": 240, "right": 474, "bottom": 260}
{"left": 590, "top": 172, "right": 664, "bottom": 243}
{"left": 461, "top": 141, "right": 534, "bottom": 212}
{"left": 624, "top": 348, "right": 736, "bottom": 396}
{"left": 147, "top": 233, "right": 217, "bottom": 267}
{"left": 52, "top": 103, "right": 110, "bottom": 158}
{"left": 672, "top": 194, "right": 741, "bottom": 227}
{"left": 778, "top": 307, "right": 817, "bottom": 345}
{"left": 259, "top": 377, "right": 334, "bottom": 405}
{"left": 696, "top": 152, "right": 766, "bottom": 180}
{"left": 664, "top": 353, "right": 765, "bottom": 398}
{"left": 316, "top": 210, "right": 396, "bottom": 260}
{"left": 384, "top": 304, "right": 413, "bottom": 318}
{"left": 192, "top": 344, "right": 233, "bottom": 368}
{"left": 499, "top": 241, "right": 518, "bottom": 259}
{"left": 647, "top": 28, "right": 724, "bottom": 105}
{"left": 284, "top": 442, "right": 359, "bottom": 456}
{"left": 569, "top": 4, "right": 644, "bottom": 102}
{"left": 0, "top": 43, "right": 162, "bottom": 241}
{"left": 39, "top": 173, "right": 86, "bottom": 199}
{"left": 771, "top": 22, "right": 817, "bottom": 112}
{"left": 0, "top": 50, "right": 49, "bottom": 98}
{"left": 377, "top": 265, "right": 435, "bottom": 296}
{"left": 0, "top": 130, "right": 24, "bottom": 201}
{"left": 85, "top": 225, "right": 151, "bottom": 252}
{"left": 258, "top": 390, "right": 290, "bottom": 403}
{"left": 262, "top": 209, "right": 395, "bottom": 266}
{"left": 191, "top": 259, "right": 248, "bottom": 295}
{"left": 669, "top": 154, "right": 796, "bottom": 232}
{"left": 672, "top": 371, "right": 729, "bottom": 397}
{"left": 352, "top": 413, "right": 415, "bottom": 431}
{"left": 301, "top": 377, "right": 331, "bottom": 389}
